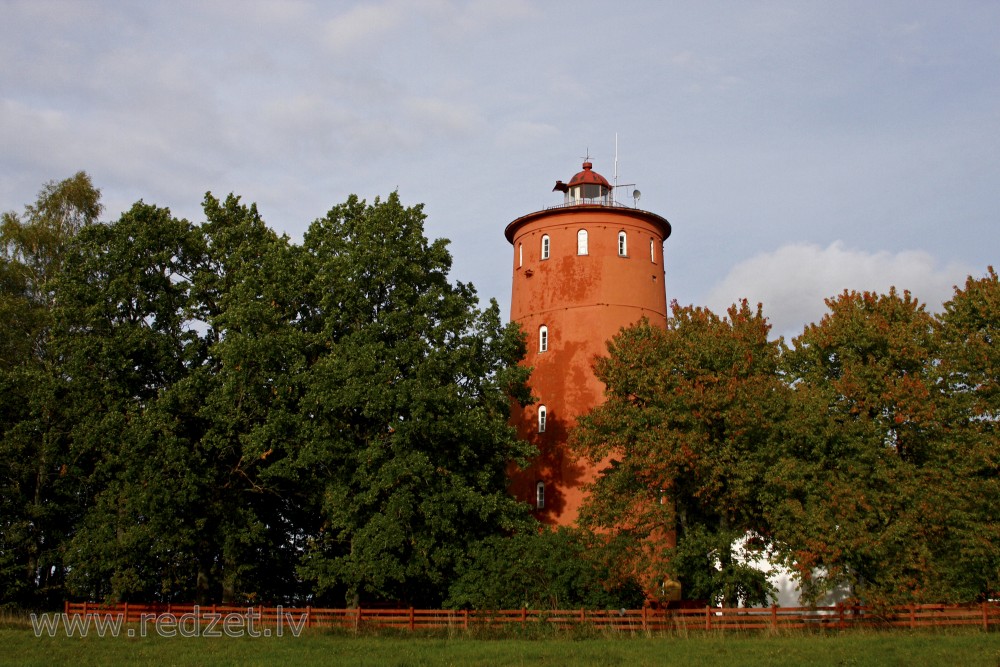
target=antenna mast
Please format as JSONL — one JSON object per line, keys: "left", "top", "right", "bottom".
{"left": 613, "top": 133, "right": 619, "bottom": 204}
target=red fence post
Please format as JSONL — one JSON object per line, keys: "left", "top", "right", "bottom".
{"left": 409, "top": 607, "right": 415, "bottom": 632}
{"left": 705, "top": 606, "right": 711, "bottom": 631}
{"left": 983, "top": 601, "right": 989, "bottom": 632}
{"left": 909, "top": 604, "right": 916, "bottom": 630}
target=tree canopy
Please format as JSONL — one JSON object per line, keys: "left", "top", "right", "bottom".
{"left": 1, "top": 178, "right": 534, "bottom": 609}
{"left": 574, "top": 282, "right": 1000, "bottom": 607}
{"left": 572, "top": 301, "right": 786, "bottom": 606}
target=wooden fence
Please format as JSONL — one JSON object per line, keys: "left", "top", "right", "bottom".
{"left": 63, "top": 601, "right": 1000, "bottom": 633}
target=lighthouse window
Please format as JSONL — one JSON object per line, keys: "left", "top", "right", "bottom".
{"left": 539, "top": 325, "right": 548, "bottom": 352}
{"left": 541, "top": 235, "right": 550, "bottom": 260}
{"left": 577, "top": 229, "right": 588, "bottom": 255}
{"left": 618, "top": 231, "right": 628, "bottom": 257}
{"left": 518, "top": 243, "right": 523, "bottom": 267}
{"left": 536, "top": 482, "right": 545, "bottom": 509}
{"left": 538, "top": 405, "right": 547, "bottom": 433}
{"left": 650, "top": 238, "right": 655, "bottom": 263}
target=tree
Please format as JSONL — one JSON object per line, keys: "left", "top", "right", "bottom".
{"left": 445, "top": 527, "right": 644, "bottom": 610}
{"left": 572, "top": 301, "right": 786, "bottom": 606}
{"left": 60, "top": 193, "right": 317, "bottom": 604}
{"left": 53, "top": 201, "right": 206, "bottom": 602}
{"left": 295, "top": 193, "right": 534, "bottom": 607}
{"left": 771, "top": 288, "right": 950, "bottom": 605}
{"left": 0, "top": 173, "right": 102, "bottom": 608}
{"left": 186, "top": 192, "right": 315, "bottom": 604}
{"left": 933, "top": 268, "right": 1000, "bottom": 598}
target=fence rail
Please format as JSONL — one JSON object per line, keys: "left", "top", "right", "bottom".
{"left": 62, "top": 601, "right": 1000, "bottom": 633}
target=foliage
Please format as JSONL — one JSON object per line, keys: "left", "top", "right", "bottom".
{"left": 572, "top": 301, "right": 785, "bottom": 606}
{"left": 771, "top": 287, "right": 988, "bottom": 605}
{"left": 1, "top": 179, "right": 533, "bottom": 608}
{"left": 933, "top": 268, "right": 1000, "bottom": 598}
{"left": 445, "top": 527, "right": 645, "bottom": 610}
{"left": 295, "top": 193, "right": 534, "bottom": 607}
{"left": 0, "top": 173, "right": 103, "bottom": 609}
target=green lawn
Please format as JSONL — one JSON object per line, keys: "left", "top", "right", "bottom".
{"left": 2, "top": 627, "right": 999, "bottom": 667}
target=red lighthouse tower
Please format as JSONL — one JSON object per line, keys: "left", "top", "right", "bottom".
{"left": 506, "top": 160, "right": 672, "bottom": 525}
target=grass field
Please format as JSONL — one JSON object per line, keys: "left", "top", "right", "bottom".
{"left": 2, "top": 625, "right": 999, "bottom": 667}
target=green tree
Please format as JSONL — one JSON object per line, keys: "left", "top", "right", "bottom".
{"left": 187, "top": 192, "right": 315, "bottom": 604}
{"left": 933, "top": 268, "right": 1000, "bottom": 598}
{"left": 0, "top": 172, "right": 102, "bottom": 607}
{"left": 445, "top": 527, "right": 645, "bottom": 610}
{"left": 772, "top": 288, "right": 950, "bottom": 605}
{"left": 53, "top": 201, "right": 206, "bottom": 603}
{"left": 61, "top": 193, "right": 315, "bottom": 604}
{"left": 572, "top": 301, "right": 785, "bottom": 606}
{"left": 296, "top": 193, "right": 533, "bottom": 607}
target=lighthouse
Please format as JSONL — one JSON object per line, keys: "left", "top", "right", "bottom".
{"left": 506, "top": 160, "right": 672, "bottom": 525}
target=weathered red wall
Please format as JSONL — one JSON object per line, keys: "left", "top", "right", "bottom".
{"left": 506, "top": 205, "right": 671, "bottom": 525}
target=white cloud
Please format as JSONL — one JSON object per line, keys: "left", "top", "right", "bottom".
{"left": 704, "top": 241, "right": 974, "bottom": 339}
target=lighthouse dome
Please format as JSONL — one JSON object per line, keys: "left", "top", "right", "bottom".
{"left": 567, "top": 161, "right": 610, "bottom": 189}
{"left": 562, "top": 161, "right": 611, "bottom": 205}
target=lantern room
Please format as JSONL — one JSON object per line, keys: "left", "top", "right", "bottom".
{"left": 552, "top": 161, "right": 612, "bottom": 205}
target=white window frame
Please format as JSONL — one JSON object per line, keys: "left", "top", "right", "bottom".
{"left": 650, "top": 238, "right": 655, "bottom": 263}
{"left": 536, "top": 482, "right": 545, "bottom": 509}
{"left": 518, "top": 242, "right": 523, "bottom": 267}
{"left": 538, "top": 405, "right": 547, "bottom": 433}
{"left": 618, "top": 231, "right": 627, "bottom": 257}
{"left": 577, "top": 229, "right": 588, "bottom": 255}
{"left": 539, "top": 325, "right": 548, "bottom": 352}
{"left": 541, "top": 235, "right": 550, "bottom": 260}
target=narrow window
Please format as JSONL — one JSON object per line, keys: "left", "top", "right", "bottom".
{"left": 536, "top": 482, "right": 545, "bottom": 509}
{"left": 539, "top": 325, "right": 548, "bottom": 352}
{"left": 541, "top": 235, "right": 550, "bottom": 260}
{"left": 650, "top": 238, "right": 655, "bottom": 263}
{"left": 538, "top": 405, "right": 547, "bottom": 433}
{"left": 618, "top": 231, "right": 628, "bottom": 257}
{"left": 518, "top": 242, "right": 523, "bottom": 267}
{"left": 577, "top": 229, "right": 588, "bottom": 255}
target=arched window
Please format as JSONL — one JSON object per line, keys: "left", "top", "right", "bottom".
{"left": 539, "top": 325, "right": 548, "bottom": 352}
{"left": 541, "top": 235, "right": 550, "bottom": 260}
{"left": 577, "top": 229, "right": 588, "bottom": 255}
{"left": 536, "top": 482, "right": 545, "bottom": 509}
{"left": 518, "top": 242, "right": 523, "bottom": 267}
{"left": 618, "top": 231, "right": 628, "bottom": 257}
{"left": 650, "top": 238, "right": 655, "bottom": 263}
{"left": 538, "top": 405, "right": 547, "bottom": 433}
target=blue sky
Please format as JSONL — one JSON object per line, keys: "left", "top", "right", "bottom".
{"left": 3, "top": 1, "right": 997, "bottom": 338}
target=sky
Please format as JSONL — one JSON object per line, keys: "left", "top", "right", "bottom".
{"left": 2, "top": 1, "right": 998, "bottom": 340}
